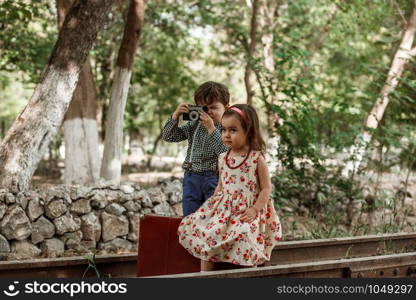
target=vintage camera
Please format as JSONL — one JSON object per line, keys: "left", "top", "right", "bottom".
{"left": 182, "top": 105, "right": 209, "bottom": 121}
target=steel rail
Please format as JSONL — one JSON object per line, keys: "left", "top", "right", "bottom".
{"left": 0, "top": 253, "right": 136, "bottom": 278}
{"left": 151, "top": 252, "right": 416, "bottom": 278}
{"left": 269, "top": 232, "right": 416, "bottom": 265}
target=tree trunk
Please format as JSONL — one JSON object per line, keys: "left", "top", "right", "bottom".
{"left": 244, "top": 0, "right": 259, "bottom": 105}
{"left": 0, "top": 0, "right": 115, "bottom": 192}
{"left": 146, "top": 132, "right": 162, "bottom": 169}
{"left": 257, "top": 0, "right": 281, "bottom": 173}
{"left": 57, "top": 0, "right": 101, "bottom": 185}
{"left": 0, "top": 120, "right": 5, "bottom": 140}
{"left": 258, "top": 0, "right": 279, "bottom": 132}
{"left": 100, "top": 0, "right": 145, "bottom": 184}
{"left": 342, "top": 4, "right": 416, "bottom": 176}
{"left": 63, "top": 61, "right": 101, "bottom": 184}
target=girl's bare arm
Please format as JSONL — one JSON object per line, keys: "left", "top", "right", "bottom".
{"left": 240, "top": 155, "right": 272, "bottom": 222}
{"left": 253, "top": 155, "right": 272, "bottom": 212}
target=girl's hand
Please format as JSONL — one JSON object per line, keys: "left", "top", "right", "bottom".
{"left": 240, "top": 207, "right": 258, "bottom": 223}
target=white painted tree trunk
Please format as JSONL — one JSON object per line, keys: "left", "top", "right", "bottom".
{"left": 100, "top": 0, "right": 145, "bottom": 184}
{"left": 62, "top": 62, "right": 101, "bottom": 184}
{"left": 63, "top": 65, "right": 101, "bottom": 184}
{"left": 100, "top": 67, "right": 132, "bottom": 183}
{"left": 342, "top": 131, "right": 373, "bottom": 177}
{"left": 0, "top": 0, "right": 115, "bottom": 192}
{"left": 57, "top": 0, "right": 101, "bottom": 185}
{"left": 259, "top": 0, "right": 280, "bottom": 173}
{"left": 342, "top": 5, "right": 416, "bottom": 177}
{"left": 0, "top": 67, "right": 78, "bottom": 192}
{"left": 64, "top": 118, "right": 100, "bottom": 184}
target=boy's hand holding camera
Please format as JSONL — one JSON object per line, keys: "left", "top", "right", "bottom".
{"left": 198, "top": 111, "right": 215, "bottom": 134}
{"left": 172, "top": 103, "right": 190, "bottom": 121}
{"left": 172, "top": 103, "right": 215, "bottom": 134}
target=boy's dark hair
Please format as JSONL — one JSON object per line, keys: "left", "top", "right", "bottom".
{"left": 222, "top": 104, "right": 266, "bottom": 152}
{"left": 194, "top": 81, "right": 230, "bottom": 106}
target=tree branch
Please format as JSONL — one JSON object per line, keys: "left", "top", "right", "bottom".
{"left": 389, "top": 0, "right": 408, "bottom": 26}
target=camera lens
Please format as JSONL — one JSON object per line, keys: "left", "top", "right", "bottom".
{"left": 189, "top": 111, "right": 199, "bottom": 121}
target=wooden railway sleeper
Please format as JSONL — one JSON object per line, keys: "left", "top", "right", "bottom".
{"left": 349, "top": 264, "right": 416, "bottom": 278}
{"left": 408, "top": 266, "right": 416, "bottom": 277}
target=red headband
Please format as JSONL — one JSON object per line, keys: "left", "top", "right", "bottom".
{"left": 228, "top": 107, "right": 248, "bottom": 123}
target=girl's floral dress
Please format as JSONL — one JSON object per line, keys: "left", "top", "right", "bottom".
{"left": 177, "top": 150, "right": 282, "bottom": 266}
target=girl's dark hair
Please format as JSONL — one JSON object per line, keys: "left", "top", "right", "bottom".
{"left": 222, "top": 104, "right": 265, "bottom": 152}
{"left": 194, "top": 81, "right": 230, "bottom": 106}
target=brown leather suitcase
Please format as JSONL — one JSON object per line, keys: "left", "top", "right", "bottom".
{"left": 136, "top": 214, "right": 200, "bottom": 277}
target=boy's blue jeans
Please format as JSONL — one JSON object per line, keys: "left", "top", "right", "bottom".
{"left": 182, "top": 170, "right": 218, "bottom": 216}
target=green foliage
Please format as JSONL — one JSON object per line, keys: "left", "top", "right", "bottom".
{"left": 271, "top": 162, "right": 363, "bottom": 212}
{"left": 89, "top": 0, "right": 201, "bottom": 143}
{"left": 83, "top": 253, "right": 102, "bottom": 278}
{"left": 0, "top": 0, "right": 56, "bottom": 83}
{"left": 0, "top": 0, "right": 56, "bottom": 135}
{"left": 126, "top": 0, "right": 200, "bottom": 135}
{"left": 64, "top": 233, "right": 107, "bottom": 278}
{"left": 0, "top": 72, "right": 32, "bottom": 138}
{"left": 267, "top": 0, "right": 416, "bottom": 238}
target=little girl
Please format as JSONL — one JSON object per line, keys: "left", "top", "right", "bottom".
{"left": 177, "top": 104, "right": 282, "bottom": 271}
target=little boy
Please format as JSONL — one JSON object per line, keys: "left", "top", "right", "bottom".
{"left": 162, "top": 81, "right": 230, "bottom": 216}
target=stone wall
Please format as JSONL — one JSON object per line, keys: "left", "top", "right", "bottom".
{"left": 0, "top": 178, "right": 183, "bottom": 260}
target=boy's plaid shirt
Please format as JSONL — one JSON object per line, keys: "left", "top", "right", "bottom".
{"left": 161, "top": 116, "right": 228, "bottom": 173}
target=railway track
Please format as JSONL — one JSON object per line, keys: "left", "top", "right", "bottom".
{"left": 1, "top": 232, "right": 415, "bottom": 278}
{"left": 156, "top": 252, "right": 416, "bottom": 278}
{"left": 153, "top": 232, "right": 416, "bottom": 278}
{"left": 0, "top": 253, "right": 136, "bottom": 278}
